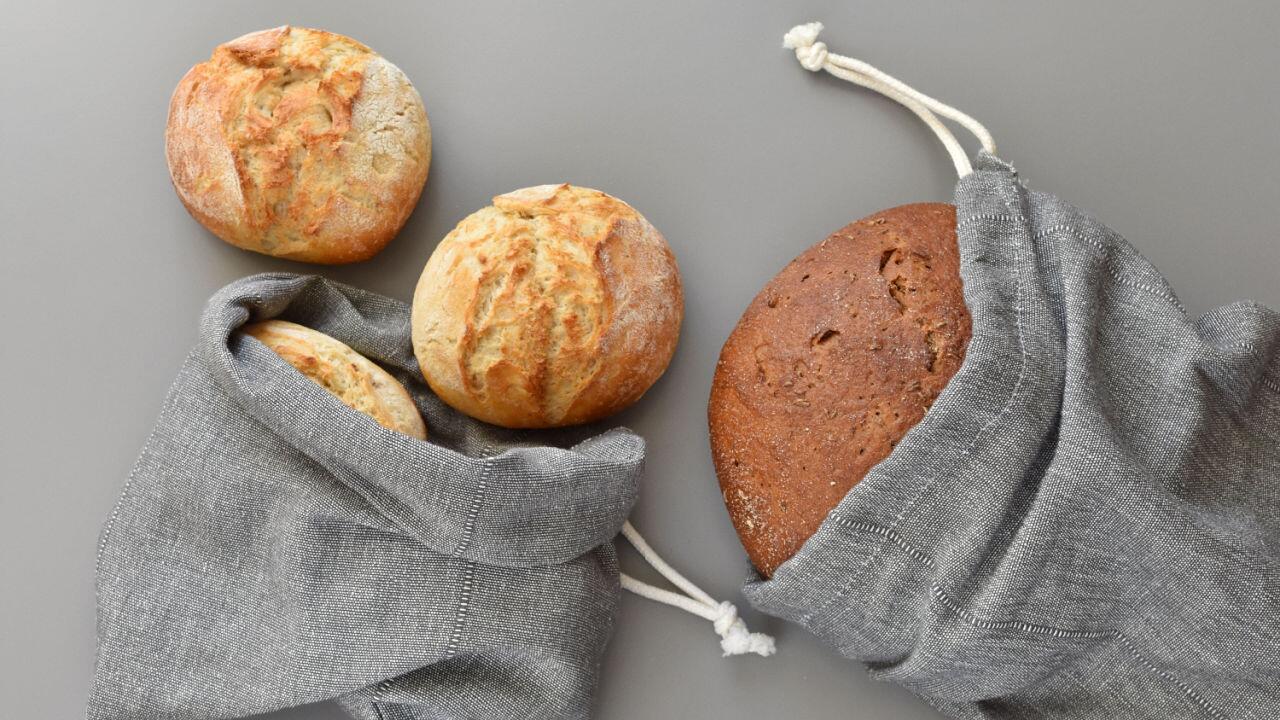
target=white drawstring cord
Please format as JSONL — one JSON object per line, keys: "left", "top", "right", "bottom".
{"left": 612, "top": 23, "right": 990, "bottom": 660}
{"left": 782, "top": 21, "right": 996, "bottom": 178}
{"left": 619, "top": 520, "right": 776, "bottom": 657}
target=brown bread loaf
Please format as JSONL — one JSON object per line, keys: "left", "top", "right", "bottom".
{"left": 709, "top": 203, "right": 970, "bottom": 576}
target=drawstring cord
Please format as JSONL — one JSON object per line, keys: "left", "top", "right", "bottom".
{"left": 782, "top": 22, "right": 996, "bottom": 178}
{"left": 619, "top": 521, "right": 776, "bottom": 657}
{"left": 615, "top": 21, "right": 993, "bottom": 659}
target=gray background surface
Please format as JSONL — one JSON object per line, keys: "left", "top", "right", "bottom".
{"left": 3, "top": 1, "right": 1278, "bottom": 718}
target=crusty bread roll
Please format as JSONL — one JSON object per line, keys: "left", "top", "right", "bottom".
{"left": 411, "top": 184, "right": 683, "bottom": 428}
{"left": 243, "top": 320, "right": 427, "bottom": 439}
{"left": 166, "top": 26, "right": 430, "bottom": 264}
{"left": 709, "top": 204, "right": 970, "bottom": 576}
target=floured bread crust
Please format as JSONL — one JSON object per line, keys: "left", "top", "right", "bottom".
{"left": 243, "top": 319, "right": 427, "bottom": 439}
{"left": 709, "top": 203, "right": 970, "bottom": 576}
{"left": 412, "top": 184, "right": 683, "bottom": 428}
{"left": 166, "top": 26, "right": 430, "bottom": 264}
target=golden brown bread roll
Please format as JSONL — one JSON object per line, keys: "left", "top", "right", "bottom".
{"left": 166, "top": 26, "right": 431, "bottom": 264}
{"left": 243, "top": 320, "right": 427, "bottom": 439}
{"left": 411, "top": 184, "right": 683, "bottom": 428}
{"left": 709, "top": 204, "right": 970, "bottom": 576}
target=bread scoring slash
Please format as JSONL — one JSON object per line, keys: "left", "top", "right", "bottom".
{"left": 412, "top": 184, "right": 683, "bottom": 429}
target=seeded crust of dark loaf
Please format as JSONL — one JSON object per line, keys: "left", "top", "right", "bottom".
{"left": 708, "top": 203, "right": 971, "bottom": 577}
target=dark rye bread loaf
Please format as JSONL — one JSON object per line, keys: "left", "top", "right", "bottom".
{"left": 709, "top": 203, "right": 971, "bottom": 576}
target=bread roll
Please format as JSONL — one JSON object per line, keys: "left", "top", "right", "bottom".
{"left": 411, "top": 184, "right": 683, "bottom": 428}
{"left": 709, "top": 204, "right": 970, "bottom": 576}
{"left": 243, "top": 320, "right": 427, "bottom": 439}
{"left": 166, "top": 26, "right": 430, "bottom": 264}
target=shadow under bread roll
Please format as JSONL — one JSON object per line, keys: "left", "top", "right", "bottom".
{"left": 242, "top": 319, "right": 427, "bottom": 439}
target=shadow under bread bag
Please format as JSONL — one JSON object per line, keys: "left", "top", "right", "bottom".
{"left": 745, "top": 23, "right": 1280, "bottom": 718}
{"left": 89, "top": 273, "right": 644, "bottom": 719}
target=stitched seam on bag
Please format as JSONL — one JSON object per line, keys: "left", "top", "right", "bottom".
{"left": 1031, "top": 224, "right": 1185, "bottom": 312}
{"left": 1222, "top": 341, "right": 1280, "bottom": 396}
{"left": 1113, "top": 633, "right": 1228, "bottom": 719}
{"left": 1239, "top": 343, "right": 1280, "bottom": 394}
{"left": 436, "top": 454, "right": 490, "bottom": 663}
{"left": 371, "top": 678, "right": 395, "bottom": 719}
{"left": 830, "top": 519, "right": 1229, "bottom": 719}
{"left": 1260, "top": 375, "right": 1280, "bottom": 395}
{"left": 957, "top": 217, "right": 1185, "bottom": 313}
{"left": 801, "top": 178, "right": 1035, "bottom": 625}
{"left": 1183, "top": 337, "right": 1280, "bottom": 402}
{"left": 96, "top": 350, "right": 198, "bottom": 574}
{"left": 928, "top": 585, "right": 1109, "bottom": 639}
{"left": 831, "top": 518, "right": 936, "bottom": 568}
{"left": 956, "top": 213, "right": 1025, "bottom": 229}
{"left": 806, "top": 185, "right": 1228, "bottom": 717}
{"left": 908, "top": 186, "right": 1224, "bottom": 718}
{"left": 452, "top": 457, "right": 491, "bottom": 558}
{"left": 933, "top": 588, "right": 1227, "bottom": 719}
{"left": 444, "top": 560, "right": 477, "bottom": 659}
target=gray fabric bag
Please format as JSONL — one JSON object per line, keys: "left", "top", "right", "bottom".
{"left": 746, "top": 152, "right": 1280, "bottom": 719}
{"left": 90, "top": 273, "right": 644, "bottom": 719}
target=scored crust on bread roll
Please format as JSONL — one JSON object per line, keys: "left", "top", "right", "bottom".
{"left": 166, "top": 26, "right": 431, "bottom": 264}
{"left": 709, "top": 203, "right": 971, "bottom": 576}
{"left": 243, "top": 320, "right": 427, "bottom": 439}
{"left": 412, "top": 184, "right": 683, "bottom": 428}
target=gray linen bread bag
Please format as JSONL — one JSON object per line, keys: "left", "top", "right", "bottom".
{"left": 90, "top": 273, "right": 644, "bottom": 719}
{"left": 747, "top": 23, "right": 1280, "bottom": 719}
{"left": 748, "top": 150, "right": 1280, "bottom": 719}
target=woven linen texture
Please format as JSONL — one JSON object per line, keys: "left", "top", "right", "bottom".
{"left": 747, "top": 153, "right": 1280, "bottom": 719}
{"left": 90, "top": 274, "right": 643, "bottom": 719}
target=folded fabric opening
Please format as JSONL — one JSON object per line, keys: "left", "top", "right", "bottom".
{"left": 746, "top": 153, "right": 1280, "bottom": 719}
{"left": 90, "top": 274, "right": 644, "bottom": 720}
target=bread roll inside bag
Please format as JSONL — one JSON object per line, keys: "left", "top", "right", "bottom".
{"left": 735, "top": 22, "right": 1280, "bottom": 718}
{"left": 89, "top": 274, "right": 646, "bottom": 719}
{"left": 90, "top": 262, "right": 770, "bottom": 720}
